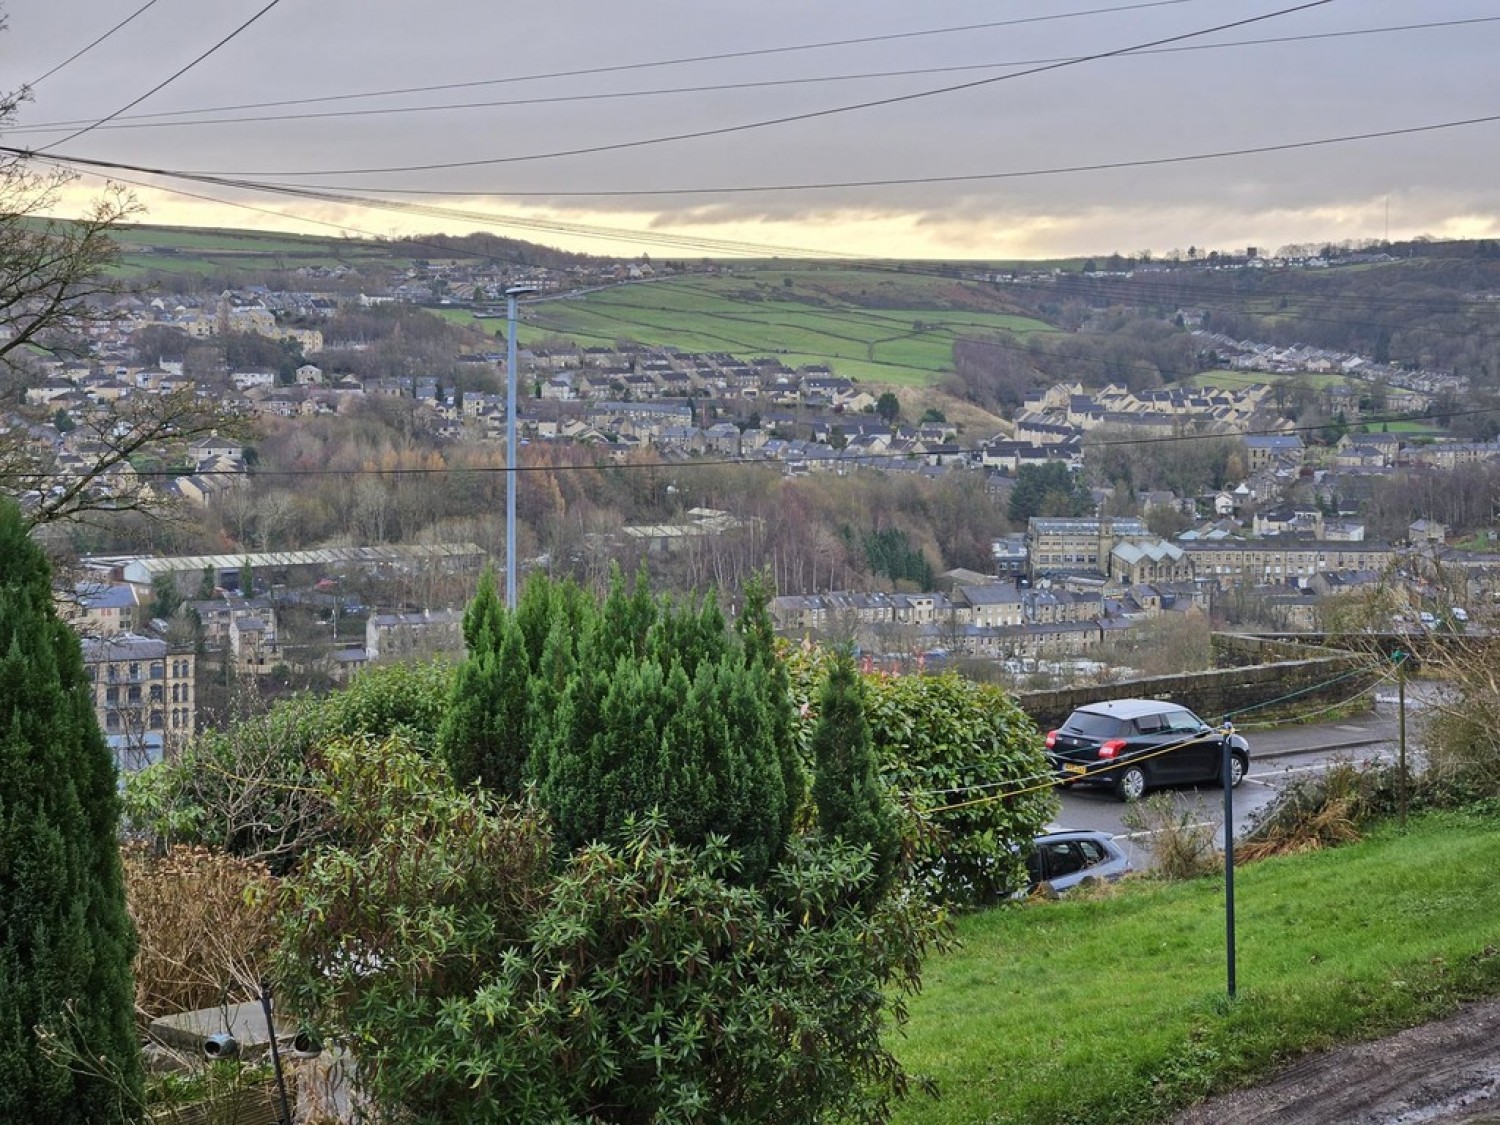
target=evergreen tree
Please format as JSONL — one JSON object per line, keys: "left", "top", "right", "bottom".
{"left": 459, "top": 565, "right": 504, "bottom": 653}
{"left": 0, "top": 500, "right": 141, "bottom": 1122}
{"left": 442, "top": 568, "right": 532, "bottom": 795}
{"left": 738, "top": 572, "right": 806, "bottom": 845}
{"left": 517, "top": 571, "right": 795, "bottom": 884}
{"left": 810, "top": 653, "right": 900, "bottom": 904}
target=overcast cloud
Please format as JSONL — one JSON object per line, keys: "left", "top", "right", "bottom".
{"left": 6, "top": 0, "right": 1499, "bottom": 258}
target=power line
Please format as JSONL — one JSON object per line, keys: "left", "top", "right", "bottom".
{"left": 279, "top": 111, "right": 1500, "bottom": 199}
{"left": 154, "top": 1, "right": 1336, "bottom": 177}
{"left": 13, "top": 16, "right": 1488, "bottom": 137}
{"left": 71, "top": 147, "right": 1500, "bottom": 361}
{"left": 10, "top": 404, "right": 1500, "bottom": 485}
{"left": 37, "top": 0, "right": 288, "bottom": 152}
{"left": 47, "top": 146, "right": 1500, "bottom": 363}
{"left": 14, "top": 0, "right": 1204, "bottom": 130}
{"left": 22, "top": 107, "right": 1500, "bottom": 268}
{"left": 26, "top": 122, "right": 1500, "bottom": 356}
{"left": 26, "top": 0, "right": 166, "bottom": 88}
{"left": 28, "top": 154, "right": 860, "bottom": 259}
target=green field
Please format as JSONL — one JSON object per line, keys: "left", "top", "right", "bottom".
{"left": 110, "top": 223, "right": 401, "bottom": 279}
{"left": 894, "top": 811, "right": 1500, "bottom": 1124}
{"left": 462, "top": 269, "right": 1054, "bottom": 386}
{"left": 100, "top": 226, "right": 1055, "bottom": 384}
{"left": 1186, "top": 368, "right": 1353, "bottom": 391}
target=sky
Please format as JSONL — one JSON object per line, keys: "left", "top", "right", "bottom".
{"left": 5, "top": 0, "right": 1500, "bottom": 260}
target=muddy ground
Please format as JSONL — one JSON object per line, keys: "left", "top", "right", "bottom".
{"left": 1171, "top": 997, "right": 1500, "bottom": 1124}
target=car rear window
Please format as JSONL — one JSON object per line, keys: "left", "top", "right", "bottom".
{"left": 1062, "top": 712, "right": 1123, "bottom": 738}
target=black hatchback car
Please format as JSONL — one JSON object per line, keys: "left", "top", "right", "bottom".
{"left": 1044, "top": 698, "right": 1249, "bottom": 801}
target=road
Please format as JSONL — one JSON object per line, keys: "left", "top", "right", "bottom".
{"left": 1052, "top": 705, "right": 1410, "bottom": 870}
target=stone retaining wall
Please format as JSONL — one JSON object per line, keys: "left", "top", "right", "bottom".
{"left": 1015, "top": 635, "right": 1378, "bottom": 732}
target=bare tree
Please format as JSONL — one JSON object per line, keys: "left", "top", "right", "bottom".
{"left": 1, "top": 75, "right": 244, "bottom": 528}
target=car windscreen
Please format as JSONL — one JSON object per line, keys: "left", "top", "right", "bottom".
{"left": 1061, "top": 712, "right": 1123, "bottom": 738}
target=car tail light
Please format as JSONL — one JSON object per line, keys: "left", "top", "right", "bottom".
{"left": 1045, "top": 730, "right": 1058, "bottom": 748}
{"left": 1097, "top": 739, "right": 1127, "bottom": 759}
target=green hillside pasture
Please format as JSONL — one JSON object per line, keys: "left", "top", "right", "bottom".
{"left": 110, "top": 224, "right": 394, "bottom": 278}
{"left": 894, "top": 811, "right": 1500, "bottom": 1125}
{"left": 493, "top": 278, "right": 1052, "bottom": 386}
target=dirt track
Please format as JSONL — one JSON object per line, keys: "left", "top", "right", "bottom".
{"left": 1171, "top": 998, "right": 1500, "bottom": 1124}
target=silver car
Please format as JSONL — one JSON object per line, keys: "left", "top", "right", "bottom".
{"left": 1024, "top": 829, "right": 1132, "bottom": 894}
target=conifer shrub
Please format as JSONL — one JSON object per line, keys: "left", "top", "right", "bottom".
{"left": 445, "top": 567, "right": 804, "bottom": 886}
{"left": 0, "top": 500, "right": 142, "bottom": 1121}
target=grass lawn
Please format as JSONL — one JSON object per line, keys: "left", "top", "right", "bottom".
{"left": 894, "top": 811, "right": 1500, "bottom": 1124}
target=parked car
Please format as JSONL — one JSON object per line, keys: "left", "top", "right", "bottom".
{"left": 1044, "top": 698, "right": 1250, "bottom": 801}
{"left": 1024, "top": 829, "right": 1131, "bottom": 894}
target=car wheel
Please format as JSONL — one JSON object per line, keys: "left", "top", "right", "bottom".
{"left": 1114, "top": 765, "right": 1148, "bottom": 802}
{"left": 1229, "top": 752, "right": 1247, "bottom": 788}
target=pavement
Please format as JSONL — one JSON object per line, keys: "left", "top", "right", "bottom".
{"left": 1242, "top": 710, "right": 1394, "bottom": 760}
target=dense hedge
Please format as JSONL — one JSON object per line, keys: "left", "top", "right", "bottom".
{"left": 788, "top": 649, "right": 1057, "bottom": 907}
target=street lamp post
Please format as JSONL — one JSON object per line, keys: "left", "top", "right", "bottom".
{"left": 505, "top": 285, "right": 537, "bottom": 608}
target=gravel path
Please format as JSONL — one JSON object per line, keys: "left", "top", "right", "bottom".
{"left": 1172, "top": 998, "right": 1500, "bottom": 1124}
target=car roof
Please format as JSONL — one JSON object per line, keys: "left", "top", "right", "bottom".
{"left": 1070, "top": 698, "right": 1194, "bottom": 720}
{"left": 1035, "top": 828, "right": 1114, "bottom": 843}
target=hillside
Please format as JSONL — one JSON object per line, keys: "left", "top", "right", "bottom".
{"left": 445, "top": 266, "right": 1055, "bottom": 386}
{"left": 103, "top": 224, "right": 1053, "bottom": 389}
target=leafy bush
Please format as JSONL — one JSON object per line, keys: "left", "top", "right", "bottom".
{"left": 788, "top": 649, "right": 1057, "bottom": 907}
{"left": 124, "top": 660, "right": 455, "bottom": 870}
{"left": 277, "top": 736, "right": 945, "bottom": 1125}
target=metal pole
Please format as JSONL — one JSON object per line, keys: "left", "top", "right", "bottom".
{"left": 259, "top": 982, "right": 294, "bottom": 1125}
{"left": 1397, "top": 651, "right": 1408, "bottom": 830}
{"left": 505, "top": 291, "right": 519, "bottom": 610}
{"left": 502, "top": 285, "right": 537, "bottom": 610}
{"left": 1222, "top": 723, "right": 1236, "bottom": 1000}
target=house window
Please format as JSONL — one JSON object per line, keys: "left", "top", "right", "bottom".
{"left": 106, "top": 711, "right": 120, "bottom": 731}
{"left": 150, "top": 662, "right": 164, "bottom": 680}
{"left": 150, "top": 685, "right": 163, "bottom": 703}
{"left": 106, "top": 686, "right": 118, "bottom": 704}
{"left": 150, "top": 710, "right": 163, "bottom": 730}
{"left": 128, "top": 686, "right": 142, "bottom": 704}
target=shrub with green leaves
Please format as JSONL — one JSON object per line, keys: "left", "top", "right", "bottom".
{"left": 124, "top": 659, "right": 455, "bottom": 869}
{"left": 789, "top": 649, "right": 1057, "bottom": 907}
{"left": 276, "top": 735, "right": 944, "bottom": 1125}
